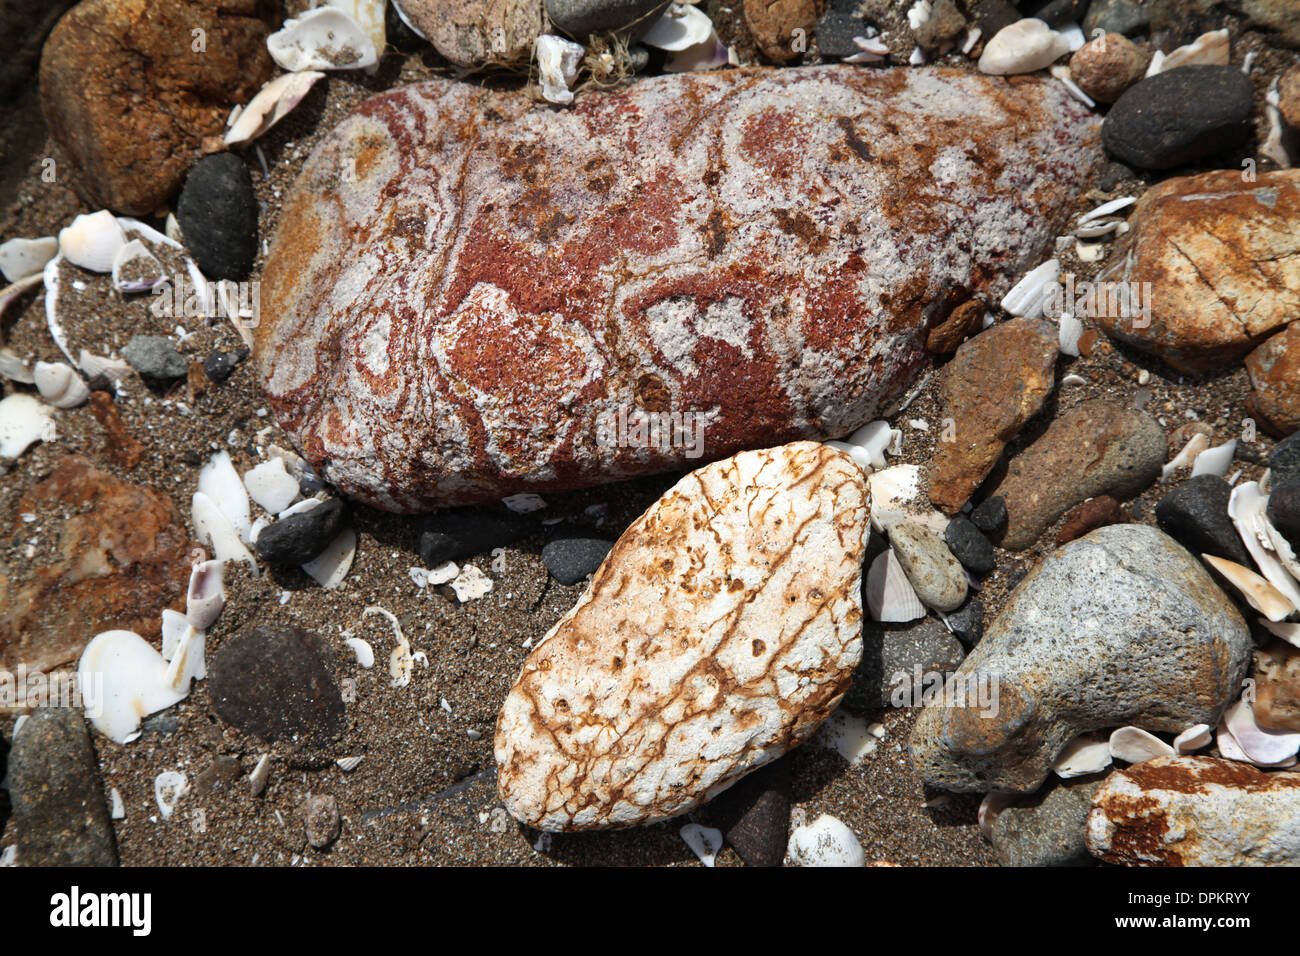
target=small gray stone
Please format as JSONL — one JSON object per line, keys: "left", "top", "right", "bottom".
{"left": 946, "top": 596, "right": 984, "bottom": 648}
{"left": 545, "top": 0, "right": 671, "bottom": 37}
{"left": 7, "top": 708, "right": 117, "bottom": 866}
{"left": 944, "top": 516, "right": 995, "bottom": 576}
{"left": 302, "top": 793, "right": 341, "bottom": 848}
{"left": 122, "top": 335, "right": 187, "bottom": 383}
{"left": 1083, "top": 0, "right": 1150, "bottom": 36}
{"left": 854, "top": 615, "right": 967, "bottom": 709}
{"left": 910, "top": 525, "right": 1252, "bottom": 794}
{"left": 541, "top": 537, "right": 614, "bottom": 585}
{"left": 888, "top": 521, "right": 968, "bottom": 613}
{"left": 970, "top": 496, "right": 1006, "bottom": 534}
{"left": 990, "top": 775, "right": 1105, "bottom": 867}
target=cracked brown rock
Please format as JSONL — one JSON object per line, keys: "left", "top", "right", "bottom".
{"left": 494, "top": 442, "right": 868, "bottom": 831}
{"left": 38, "top": 0, "right": 279, "bottom": 215}
{"left": 1087, "top": 756, "right": 1300, "bottom": 866}
{"left": 0, "top": 456, "right": 193, "bottom": 675}
{"left": 1096, "top": 169, "right": 1300, "bottom": 374}
{"left": 928, "top": 318, "right": 1059, "bottom": 514}
{"left": 393, "top": 0, "right": 545, "bottom": 69}
{"left": 744, "top": 0, "right": 817, "bottom": 62}
{"left": 1245, "top": 322, "right": 1300, "bottom": 437}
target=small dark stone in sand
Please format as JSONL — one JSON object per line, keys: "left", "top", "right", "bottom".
{"left": 542, "top": 537, "right": 615, "bottom": 585}
{"left": 944, "top": 516, "right": 995, "bottom": 575}
{"left": 123, "top": 334, "right": 187, "bottom": 383}
{"left": 970, "top": 496, "right": 1007, "bottom": 534}
{"left": 255, "top": 498, "right": 346, "bottom": 565}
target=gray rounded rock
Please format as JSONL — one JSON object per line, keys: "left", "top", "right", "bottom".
{"left": 545, "top": 0, "right": 670, "bottom": 37}
{"left": 888, "top": 521, "right": 968, "bottom": 613}
{"left": 852, "top": 615, "right": 967, "bottom": 710}
{"left": 990, "top": 775, "right": 1106, "bottom": 867}
{"left": 123, "top": 334, "right": 187, "bottom": 383}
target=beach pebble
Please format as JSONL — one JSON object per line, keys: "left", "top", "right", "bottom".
{"left": 787, "top": 814, "right": 864, "bottom": 867}
{"left": 1028, "top": 0, "right": 1089, "bottom": 28}
{"left": 854, "top": 615, "right": 966, "bottom": 709}
{"left": 1055, "top": 495, "right": 1122, "bottom": 545}
{"left": 1155, "top": 474, "right": 1252, "bottom": 566}
{"left": 815, "top": 0, "right": 869, "bottom": 58}
{"left": 391, "top": 0, "right": 544, "bottom": 68}
{"left": 495, "top": 443, "right": 867, "bottom": 830}
{"left": 1101, "top": 66, "right": 1253, "bottom": 170}
{"left": 945, "top": 596, "right": 984, "bottom": 648}
{"left": 1245, "top": 324, "right": 1300, "bottom": 438}
{"left": 1087, "top": 756, "right": 1300, "bottom": 866}
{"left": 418, "top": 509, "right": 537, "bottom": 567}
{"left": 888, "top": 521, "right": 968, "bottom": 613}
{"left": 1268, "top": 482, "right": 1300, "bottom": 551}
{"left": 1254, "top": 642, "right": 1300, "bottom": 733}
{"left": 1272, "top": 432, "right": 1300, "bottom": 487}
{"left": 944, "top": 515, "right": 995, "bottom": 576}
{"left": 1280, "top": 66, "right": 1300, "bottom": 130}
{"left": 202, "top": 347, "right": 248, "bottom": 385}
{"left": 705, "top": 757, "right": 791, "bottom": 868}
{"left": 7, "top": 709, "right": 117, "bottom": 866}
{"left": 541, "top": 537, "right": 614, "bottom": 585}
{"left": 966, "top": 0, "right": 1020, "bottom": 37}
{"left": 990, "top": 775, "right": 1105, "bottom": 867}
{"left": 1069, "top": 32, "right": 1146, "bottom": 103}
{"left": 914, "top": 0, "right": 968, "bottom": 55}
{"left": 744, "top": 0, "right": 817, "bottom": 62}
{"left": 978, "top": 18, "right": 1071, "bottom": 75}
{"left": 545, "top": 0, "right": 670, "bottom": 37}
{"left": 122, "top": 335, "right": 187, "bottom": 383}
{"left": 925, "top": 299, "right": 984, "bottom": 354}
{"left": 254, "top": 499, "right": 346, "bottom": 565}
{"left": 1084, "top": 0, "right": 1149, "bottom": 36}
{"left": 176, "top": 153, "right": 258, "bottom": 281}
{"left": 911, "top": 525, "right": 1251, "bottom": 794}
{"left": 302, "top": 793, "right": 341, "bottom": 849}
{"left": 987, "top": 400, "right": 1165, "bottom": 551}
{"left": 970, "top": 496, "right": 1007, "bottom": 534}
{"left": 208, "top": 625, "right": 344, "bottom": 744}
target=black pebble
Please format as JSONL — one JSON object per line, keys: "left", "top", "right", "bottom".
{"left": 1155, "top": 474, "right": 1251, "bottom": 566}
{"left": 1102, "top": 66, "right": 1253, "bottom": 171}
{"left": 1267, "top": 481, "right": 1300, "bottom": 551}
{"left": 202, "top": 347, "right": 249, "bottom": 384}
{"left": 177, "top": 153, "right": 259, "bottom": 280}
{"left": 1271, "top": 433, "right": 1300, "bottom": 488}
{"left": 1028, "top": 0, "right": 1090, "bottom": 28}
{"left": 541, "top": 537, "right": 615, "bottom": 585}
{"left": 945, "top": 516, "right": 995, "bottom": 576}
{"left": 970, "top": 496, "right": 1007, "bottom": 535}
{"left": 704, "top": 757, "right": 792, "bottom": 868}
{"left": 418, "top": 509, "right": 537, "bottom": 567}
{"left": 254, "top": 498, "right": 346, "bottom": 565}
{"left": 947, "top": 596, "right": 984, "bottom": 648}
{"left": 816, "top": 0, "right": 866, "bottom": 58}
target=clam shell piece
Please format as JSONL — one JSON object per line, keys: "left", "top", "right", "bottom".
{"left": 787, "top": 814, "right": 865, "bottom": 867}
{"left": 865, "top": 548, "right": 926, "bottom": 623}
{"left": 110, "top": 239, "right": 166, "bottom": 293}
{"left": 344, "top": 637, "right": 375, "bottom": 668}
{"left": 642, "top": 4, "right": 714, "bottom": 51}
{"left": 0, "top": 347, "right": 34, "bottom": 384}
{"left": 163, "top": 624, "right": 207, "bottom": 693}
{"left": 303, "top": 527, "right": 356, "bottom": 589}
{"left": 186, "top": 559, "right": 226, "bottom": 630}
{"left": 32, "top": 361, "right": 89, "bottom": 409}
{"left": 1052, "top": 734, "right": 1112, "bottom": 777}
{"left": 328, "top": 0, "right": 385, "bottom": 54}
{"left": 1260, "top": 619, "right": 1300, "bottom": 649}
{"left": 224, "top": 71, "right": 325, "bottom": 147}
{"left": 0, "top": 236, "right": 57, "bottom": 283}
{"left": 1157, "top": 28, "right": 1229, "bottom": 73}
{"left": 1191, "top": 438, "right": 1236, "bottom": 478}
{"left": 824, "top": 439, "right": 874, "bottom": 473}
{"left": 1173, "top": 723, "right": 1212, "bottom": 754}
{"left": 537, "top": 35, "right": 584, "bottom": 106}
{"left": 0, "top": 273, "right": 43, "bottom": 323}
{"left": 868, "top": 464, "right": 947, "bottom": 535}
{"left": 979, "top": 19, "right": 1071, "bottom": 77}
{"left": 1224, "top": 698, "right": 1300, "bottom": 765}
{"left": 58, "top": 211, "right": 126, "bottom": 273}
{"left": 1000, "top": 258, "right": 1060, "bottom": 317}
{"left": 161, "top": 609, "right": 188, "bottom": 661}
{"left": 847, "top": 420, "right": 893, "bottom": 469}
{"left": 77, "top": 350, "right": 132, "bottom": 383}
{"left": 1109, "top": 726, "right": 1175, "bottom": 764}
{"left": 192, "top": 491, "right": 259, "bottom": 575}
{"left": 1201, "top": 553, "right": 1295, "bottom": 622}
{"left": 199, "top": 451, "right": 252, "bottom": 545}
{"left": 154, "top": 771, "right": 187, "bottom": 820}
{"left": 268, "top": 7, "right": 378, "bottom": 72}
{"left": 243, "top": 459, "right": 300, "bottom": 514}
{"left": 450, "top": 564, "right": 494, "bottom": 602}
{"left": 78, "top": 630, "right": 188, "bottom": 744}
{"left": 1161, "top": 432, "right": 1209, "bottom": 482}
{"left": 1228, "top": 482, "right": 1300, "bottom": 613}
{"left": 679, "top": 823, "right": 723, "bottom": 867}
{"left": 818, "top": 709, "right": 881, "bottom": 764}
{"left": 0, "top": 393, "right": 54, "bottom": 459}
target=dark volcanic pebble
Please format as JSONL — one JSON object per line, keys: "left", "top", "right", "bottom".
{"left": 816, "top": 5, "right": 865, "bottom": 58}
{"left": 254, "top": 498, "right": 346, "bottom": 565}
{"left": 545, "top": 0, "right": 670, "bottom": 37}
{"left": 1101, "top": 66, "right": 1253, "bottom": 170}
{"left": 1155, "top": 474, "right": 1252, "bottom": 566}
{"left": 970, "top": 496, "right": 1007, "bottom": 534}
{"left": 856, "top": 616, "right": 966, "bottom": 709}
{"left": 176, "top": 152, "right": 259, "bottom": 280}
{"left": 122, "top": 334, "right": 187, "bottom": 383}
{"left": 418, "top": 509, "right": 538, "bottom": 567}
{"left": 208, "top": 625, "right": 344, "bottom": 743}
{"left": 946, "top": 596, "right": 984, "bottom": 648}
{"left": 990, "top": 775, "right": 1105, "bottom": 867}
{"left": 541, "top": 537, "right": 615, "bottom": 585}
{"left": 944, "top": 516, "right": 995, "bottom": 575}
{"left": 8, "top": 709, "right": 117, "bottom": 866}
{"left": 1028, "top": 0, "right": 1090, "bottom": 28}
{"left": 1272, "top": 432, "right": 1300, "bottom": 488}
{"left": 202, "top": 347, "right": 249, "bottom": 385}
{"left": 1268, "top": 481, "right": 1300, "bottom": 549}
{"left": 704, "top": 756, "right": 792, "bottom": 867}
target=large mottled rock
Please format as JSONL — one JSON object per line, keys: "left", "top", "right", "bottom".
{"left": 392, "top": 0, "right": 545, "bottom": 69}
{"left": 494, "top": 442, "right": 868, "bottom": 830}
{"left": 1245, "top": 323, "right": 1300, "bottom": 437}
{"left": 928, "top": 318, "right": 1059, "bottom": 514}
{"left": 986, "top": 400, "right": 1165, "bottom": 551}
{"left": 1097, "top": 170, "right": 1300, "bottom": 374}
{"left": 910, "top": 525, "right": 1251, "bottom": 794}
{"left": 39, "top": 0, "right": 279, "bottom": 215}
{"left": 256, "top": 66, "right": 1100, "bottom": 511}
{"left": 0, "top": 456, "right": 193, "bottom": 674}
{"left": 1087, "top": 756, "right": 1300, "bottom": 866}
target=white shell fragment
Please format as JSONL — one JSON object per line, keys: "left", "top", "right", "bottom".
{"left": 0, "top": 347, "right": 34, "bottom": 384}
{"left": 32, "top": 361, "right": 89, "bottom": 409}
{"left": 1000, "top": 258, "right": 1060, "bottom": 319}
{"left": 0, "top": 236, "right": 57, "bottom": 283}
{"left": 1058, "top": 312, "right": 1083, "bottom": 357}
{"left": 1192, "top": 438, "right": 1236, "bottom": 478}
{"left": 979, "top": 19, "right": 1071, "bottom": 76}
{"left": 1052, "top": 734, "right": 1113, "bottom": 778}
{"left": 163, "top": 622, "right": 207, "bottom": 694}
{"left": 225, "top": 71, "right": 325, "bottom": 147}
{"left": 78, "top": 349, "right": 133, "bottom": 384}
{"left": 268, "top": 6, "right": 378, "bottom": 72}
{"left": 336, "top": 755, "right": 363, "bottom": 772}
{"left": 154, "top": 771, "right": 187, "bottom": 821}
{"left": 249, "top": 754, "right": 272, "bottom": 796}
{"left": 846, "top": 420, "right": 893, "bottom": 469}
{"left": 303, "top": 527, "right": 356, "bottom": 589}
{"left": 243, "top": 458, "right": 300, "bottom": 514}
{"left": 191, "top": 491, "right": 259, "bottom": 575}
{"left": 0, "top": 272, "right": 43, "bottom": 323}
{"left": 1077, "top": 196, "right": 1136, "bottom": 227}
{"left": 450, "top": 564, "right": 494, "bottom": 602}
{"left": 679, "top": 823, "right": 724, "bottom": 867}
{"left": 502, "top": 493, "right": 546, "bottom": 513}
{"left": 1173, "top": 724, "right": 1212, "bottom": 754}
{"left": 1161, "top": 432, "right": 1210, "bottom": 482}
{"left": 868, "top": 464, "right": 947, "bottom": 535}
{"left": 186, "top": 559, "right": 226, "bottom": 630}
{"left": 1224, "top": 698, "right": 1300, "bottom": 765}
{"left": 1109, "top": 726, "right": 1176, "bottom": 764}
{"left": 1229, "top": 482, "right": 1300, "bottom": 613}
{"left": 57, "top": 211, "right": 126, "bottom": 273}
{"left": 78, "top": 630, "right": 187, "bottom": 744}
{"left": 824, "top": 439, "right": 874, "bottom": 472}
{"left": 787, "top": 814, "right": 865, "bottom": 867}
{"left": 0, "top": 393, "right": 54, "bottom": 459}
{"left": 329, "top": 0, "right": 385, "bottom": 54}
{"left": 199, "top": 451, "right": 253, "bottom": 544}
{"left": 642, "top": 3, "right": 714, "bottom": 51}
{"left": 344, "top": 636, "right": 375, "bottom": 668}
{"left": 109, "top": 788, "right": 125, "bottom": 820}
{"left": 865, "top": 548, "right": 926, "bottom": 623}
{"left": 1201, "top": 553, "right": 1294, "bottom": 622}
{"left": 1261, "top": 619, "right": 1300, "bottom": 649}
{"left": 1156, "top": 28, "right": 1229, "bottom": 74}
{"left": 110, "top": 239, "right": 166, "bottom": 294}
{"left": 536, "top": 35, "right": 584, "bottom": 106}
{"left": 365, "top": 606, "right": 411, "bottom": 687}
{"left": 818, "top": 709, "right": 880, "bottom": 763}
{"left": 161, "top": 609, "right": 188, "bottom": 661}
{"left": 427, "top": 561, "right": 459, "bottom": 586}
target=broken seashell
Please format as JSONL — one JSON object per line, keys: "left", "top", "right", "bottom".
{"left": 249, "top": 754, "right": 272, "bottom": 796}
{"left": 58, "top": 211, "right": 126, "bottom": 273}
{"left": 0, "top": 236, "right": 57, "bottom": 283}
{"left": 154, "top": 771, "right": 187, "bottom": 820}
{"left": 344, "top": 636, "right": 375, "bottom": 668}
{"left": 110, "top": 239, "right": 166, "bottom": 294}
{"left": 225, "top": 71, "right": 325, "bottom": 147}
{"left": 0, "top": 272, "right": 43, "bottom": 326}
{"left": 1109, "top": 726, "right": 1175, "bottom": 764}
{"left": 1058, "top": 312, "right": 1083, "bottom": 357}
{"left": 78, "top": 630, "right": 187, "bottom": 744}
{"left": 823, "top": 439, "right": 874, "bottom": 473}
{"left": 268, "top": 6, "right": 378, "bottom": 72}
{"left": 1156, "top": 28, "right": 1229, "bottom": 74}
{"left": 192, "top": 491, "right": 259, "bottom": 575}
{"left": 243, "top": 458, "right": 300, "bottom": 514}
{"left": 163, "top": 622, "right": 206, "bottom": 693}
{"left": 0, "top": 393, "right": 54, "bottom": 459}
{"left": 77, "top": 350, "right": 132, "bottom": 384}
{"left": 161, "top": 609, "right": 188, "bottom": 661}
{"left": 1224, "top": 697, "right": 1300, "bottom": 765}
{"left": 1050, "top": 64, "right": 1094, "bottom": 108}
{"left": 1000, "top": 258, "right": 1059, "bottom": 319}
{"left": 1173, "top": 723, "right": 1212, "bottom": 754}
{"left": 865, "top": 549, "right": 926, "bottom": 623}
{"left": 427, "top": 561, "right": 459, "bottom": 586}
{"left": 1061, "top": 373, "right": 1088, "bottom": 386}
{"left": 1191, "top": 437, "right": 1236, "bottom": 478}
{"left": 1052, "top": 734, "right": 1112, "bottom": 777}
{"left": 328, "top": 0, "right": 385, "bottom": 55}
{"left": 1201, "top": 553, "right": 1294, "bottom": 622}
{"left": 186, "top": 559, "right": 226, "bottom": 630}
{"left": 1260, "top": 618, "right": 1300, "bottom": 649}
{"left": 304, "top": 527, "right": 356, "bottom": 589}
{"left": 365, "top": 606, "right": 411, "bottom": 687}
{"left": 868, "top": 464, "right": 947, "bottom": 535}
{"left": 32, "top": 361, "right": 88, "bottom": 409}
{"left": 817, "top": 709, "right": 880, "bottom": 764}
{"left": 336, "top": 755, "right": 363, "bottom": 771}
{"left": 0, "top": 347, "right": 34, "bottom": 384}
{"left": 537, "top": 35, "right": 584, "bottom": 106}
{"left": 1161, "top": 432, "right": 1209, "bottom": 482}
{"left": 502, "top": 493, "right": 546, "bottom": 513}
{"left": 1229, "top": 482, "right": 1300, "bottom": 613}
{"left": 787, "top": 814, "right": 865, "bottom": 867}
{"left": 679, "top": 823, "right": 723, "bottom": 867}
{"left": 110, "top": 788, "right": 125, "bottom": 820}
{"left": 642, "top": 3, "right": 714, "bottom": 51}
{"left": 666, "top": 34, "right": 729, "bottom": 72}
{"left": 1077, "top": 196, "right": 1136, "bottom": 227}
{"left": 450, "top": 564, "right": 493, "bottom": 602}
{"left": 979, "top": 19, "right": 1071, "bottom": 76}
{"left": 846, "top": 420, "right": 893, "bottom": 469}
{"left": 199, "top": 451, "right": 253, "bottom": 545}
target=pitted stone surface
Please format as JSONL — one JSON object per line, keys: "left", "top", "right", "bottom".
{"left": 256, "top": 66, "right": 1100, "bottom": 511}
{"left": 494, "top": 442, "right": 868, "bottom": 831}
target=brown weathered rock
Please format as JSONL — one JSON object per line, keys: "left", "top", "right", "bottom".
{"left": 987, "top": 400, "right": 1165, "bottom": 551}
{"left": 928, "top": 319, "right": 1059, "bottom": 514}
{"left": 1280, "top": 65, "right": 1300, "bottom": 130}
{"left": 88, "top": 391, "right": 144, "bottom": 470}
{"left": 38, "top": 0, "right": 279, "bottom": 215}
{"left": 1087, "top": 756, "right": 1300, "bottom": 866}
{"left": 1254, "top": 641, "right": 1300, "bottom": 733}
{"left": 1055, "top": 494, "right": 1122, "bottom": 545}
{"left": 745, "top": 0, "right": 818, "bottom": 61}
{"left": 1245, "top": 322, "right": 1300, "bottom": 437}
{"left": 913, "top": 0, "right": 968, "bottom": 55}
{"left": 257, "top": 67, "right": 1099, "bottom": 511}
{"left": 0, "top": 456, "right": 193, "bottom": 674}
{"left": 1068, "top": 32, "right": 1146, "bottom": 104}
{"left": 1097, "top": 169, "right": 1300, "bottom": 374}
{"left": 392, "top": 0, "right": 545, "bottom": 69}
{"left": 925, "top": 298, "right": 984, "bottom": 354}
{"left": 494, "top": 442, "right": 868, "bottom": 831}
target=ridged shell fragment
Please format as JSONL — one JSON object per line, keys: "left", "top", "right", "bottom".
{"left": 32, "top": 361, "right": 89, "bottom": 409}
{"left": 57, "top": 211, "right": 126, "bottom": 273}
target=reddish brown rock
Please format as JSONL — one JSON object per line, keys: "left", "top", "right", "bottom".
{"left": 1254, "top": 641, "right": 1300, "bottom": 733}
{"left": 39, "top": 0, "right": 279, "bottom": 215}
{"left": 88, "top": 391, "right": 144, "bottom": 470}
{"left": 257, "top": 67, "right": 1100, "bottom": 511}
{"left": 393, "top": 0, "right": 544, "bottom": 69}
{"left": 1281, "top": 65, "right": 1300, "bottom": 130}
{"left": 1055, "top": 494, "right": 1122, "bottom": 545}
{"left": 928, "top": 319, "right": 1059, "bottom": 515}
{"left": 1097, "top": 169, "right": 1300, "bottom": 374}
{"left": 1068, "top": 32, "right": 1146, "bottom": 104}
{"left": 925, "top": 299, "right": 984, "bottom": 354}
{"left": 1245, "top": 322, "right": 1300, "bottom": 437}
{"left": 0, "top": 457, "right": 194, "bottom": 674}
{"left": 745, "top": 0, "right": 818, "bottom": 62}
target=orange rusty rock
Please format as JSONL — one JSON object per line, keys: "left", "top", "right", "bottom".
{"left": 1055, "top": 494, "right": 1122, "bottom": 545}
{"left": 925, "top": 299, "right": 985, "bottom": 354}
{"left": 0, "top": 456, "right": 194, "bottom": 675}
{"left": 1245, "top": 322, "right": 1300, "bottom": 437}
{"left": 88, "top": 391, "right": 144, "bottom": 470}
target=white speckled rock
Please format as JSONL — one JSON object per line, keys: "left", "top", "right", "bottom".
{"left": 1087, "top": 755, "right": 1300, "bottom": 866}
{"left": 494, "top": 441, "right": 868, "bottom": 831}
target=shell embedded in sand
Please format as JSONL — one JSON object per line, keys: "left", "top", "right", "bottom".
{"left": 0, "top": 348, "right": 34, "bottom": 384}
{"left": 787, "top": 814, "right": 865, "bottom": 867}
{"left": 110, "top": 239, "right": 166, "bottom": 293}
{"left": 243, "top": 458, "right": 300, "bottom": 514}
{"left": 268, "top": 6, "right": 378, "bottom": 72}
{"left": 0, "top": 236, "right": 57, "bottom": 283}
{"left": 58, "top": 210, "right": 126, "bottom": 273}
{"left": 186, "top": 559, "right": 226, "bottom": 630}
{"left": 32, "top": 361, "right": 89, "bottom": 409}
{"left": 224, "top": 70, "right": 325, "bottom": 147}
{"left": 0, "top": 393, "right": 54, "bottom": 459}
{"left": 192, "top": 491, "right": 259, "bottom": 575}
{"left": 199, "top": 451, "right": 252, "bottom": 545}
{"left": 78, "top": 630, "right": 188, "bottom": 744}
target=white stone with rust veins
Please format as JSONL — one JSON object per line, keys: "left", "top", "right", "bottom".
{"left": 494, "top": 442, "right": 868, "bottom": 830}
{"left": 255, "top": 66, "right": 1099, "bottom": 512}
{"left": 1087, "top": 755, "right": 1300, "bottom": 866}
